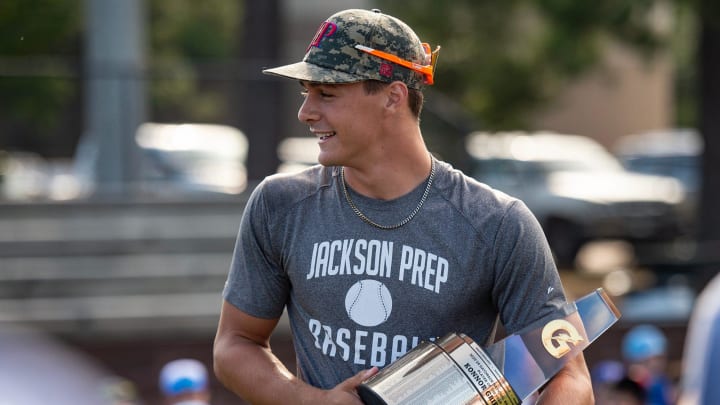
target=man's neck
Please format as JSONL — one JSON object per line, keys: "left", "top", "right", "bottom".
{"left": 342, "top": 149, "right": 432, "bottom": 200}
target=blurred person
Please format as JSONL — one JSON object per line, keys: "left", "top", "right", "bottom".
{"left": 159, "top": 358, "right": 211, "bottom": 405}
{"left": 603, "top": 376, "right": 647, "bottom": 405}
{"left": 590, "top": 360, "right": 648, "bottom": 405}
{"left": 678, "top": 272, "right": 720, "bottom": 405}
{"left": 592, "top": 359, "right": 627, "bottom": 403}
{"left": 622, "top": 324, "right": 675, "bottom": 405}
{"left": 0, "top": 324, "right": 112, "bottom": 404}
{"left": 213, "top": 7, "right": 592, "bottom": 405}
{"left": 100, "top": 376, "right": 142, "bottom": 405}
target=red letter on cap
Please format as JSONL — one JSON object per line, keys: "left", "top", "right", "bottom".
{"left": 307, "top": 21, "right": 337, "bottom": 51}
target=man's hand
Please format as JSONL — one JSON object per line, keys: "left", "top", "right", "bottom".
{"left": 316, "top": 367, "right": 379, "bottom": 405}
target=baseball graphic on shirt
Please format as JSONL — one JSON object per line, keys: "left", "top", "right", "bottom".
{"left": 345, "top": 279, "right": 393, "bottom": 327}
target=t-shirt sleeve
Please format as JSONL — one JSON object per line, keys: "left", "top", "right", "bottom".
{"left": 490, "top": 200, "right": 567, "bottom": 334}
{"left": 222, "top": 181, "right": 290, "bottom": 319}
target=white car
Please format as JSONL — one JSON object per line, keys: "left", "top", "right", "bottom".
{"left": 72, "top": 122, "right": 249, "bottom": 197}
{"left": 466, "top": 131, "right": 686, "bottom": 268}
{"left": 614, "top": 128, "right": 701, "bottom": 236}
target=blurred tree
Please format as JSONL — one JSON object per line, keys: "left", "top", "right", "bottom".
{"left": 0, "top": 0, "right": 81, "bottom": 156}
{"left": 376, "top": 0, "right": 670, "bottom": 129}
{"left": 0, "top": 0, "right": 242, "bottom": 157}
{"left": 148, "top": 0, "right": 241, "bottom": 123}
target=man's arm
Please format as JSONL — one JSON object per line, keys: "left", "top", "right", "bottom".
{"left": 535, "top": 353, "right": 594, "bottom": 404}
{"left": 213, "top": 301, "right": 377, "bottom": 405}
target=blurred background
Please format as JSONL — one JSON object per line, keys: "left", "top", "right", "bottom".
{"left": 1, "top": 0, "right": 718, "bottom": 403}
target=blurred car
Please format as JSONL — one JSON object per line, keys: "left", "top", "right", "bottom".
{"left": 73, "top": 122, "right": 249, "bottom": 198}
{"left": 0, "top": 151, "right": 54, "bottom": 200}
{"left": 613, "top": 128, "right": 701, "bottom": 235}
{"left": 465, "top": 131, "right": 686, "bottom": 268}
{"left": 134, "top": 122, "right": 248, "bottom": 194}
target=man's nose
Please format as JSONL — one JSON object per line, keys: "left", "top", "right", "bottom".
{"left": 298, "top": 96, "right": 319, "bottom": 123}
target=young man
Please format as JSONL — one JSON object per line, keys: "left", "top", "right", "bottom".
{"left": 213, "top": 8, "right": 592, "bottom": 404}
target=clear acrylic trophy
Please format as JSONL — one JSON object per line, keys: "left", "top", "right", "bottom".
{"left": 358, "top": 288, "right": 621, "bottom": 405}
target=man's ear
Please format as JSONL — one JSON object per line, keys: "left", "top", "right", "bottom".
{"left": 385, "top": 81, "right": 409, "bottom": 112}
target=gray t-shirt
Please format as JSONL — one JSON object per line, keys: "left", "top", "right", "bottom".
{"left": 223, "top": 160, "right": 566, "bottom": 389}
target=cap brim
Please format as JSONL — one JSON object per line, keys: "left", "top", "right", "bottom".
{"left": 262, "top": 61, "right": 362, "bottom": 84}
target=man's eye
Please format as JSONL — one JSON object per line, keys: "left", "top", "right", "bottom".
{"left": 320, "top": 92, "right": 334, "bottom": 98}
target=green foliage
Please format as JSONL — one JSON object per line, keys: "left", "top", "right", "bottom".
{"left": 0, "top": 0, "right": 80, "bottom": 55}
{"left": 0, "top": 0, "right": 242, "bottom": 154}
{"left": 0, "top": 0, "right": 80, "bottom": 138}
{"left": 149, "top": 0, "right": 242, "bottom": 122}
{"left": 0, "top": 0, "right": 706, "bottom": 154}
{"left": 376, "top": 0, "right": 671, "bottom": 129}
{"left": 671, "top": 1, "right": 699, "bottom": 127}
{"left": 150, "top": 0, "right": 239, "bottom": 59}
{"left": 0, "top": 78, "right": 74, "bottom": 130}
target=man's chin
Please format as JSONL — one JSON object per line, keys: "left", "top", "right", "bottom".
{"left": 316, "top": 154, "right": 337, "bottom": 167}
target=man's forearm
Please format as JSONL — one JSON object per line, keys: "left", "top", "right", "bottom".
{"left": 213, "top": 334, "right": 318, "bottom": 404}
{"left": 535, "top": 354, "right": 594, "bottom": 405}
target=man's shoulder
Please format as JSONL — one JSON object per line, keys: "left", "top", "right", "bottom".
{"left": 263, "top": 163, "right": 333, "bottom": 188}
{"left": 434, "top": 160, "right": 520, "bottom": 213}
{"left": 253, "top": 165, "right": 335, "bottom": 205}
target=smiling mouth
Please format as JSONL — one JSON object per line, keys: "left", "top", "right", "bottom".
{"left": 316, "top": 132, "right": 336, "bottom": 141}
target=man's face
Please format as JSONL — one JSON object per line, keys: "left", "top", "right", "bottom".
{"left": 298, "top": 81, "right": 386, "bottom": 168}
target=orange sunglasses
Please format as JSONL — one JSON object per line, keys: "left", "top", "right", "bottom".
{"left": 354, "top": 42, "right": 441, "bottom": 85}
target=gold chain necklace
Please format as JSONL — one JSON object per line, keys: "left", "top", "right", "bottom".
{"left": 340, "top": 157, "right": 436, "bottom": 230}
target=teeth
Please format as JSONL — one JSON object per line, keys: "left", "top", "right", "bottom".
{"left": 318, "top": 132, "right": 335, "bottom": 140}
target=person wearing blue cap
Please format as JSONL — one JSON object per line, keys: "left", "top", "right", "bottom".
{"left": 159, "top": 358, "right": 211, "bottom": 405}
{"left": 622, "top": 324, "right": 675, "bottom": 405}
{"left": 591, "top": 359, "right": 626, "bottom": 403}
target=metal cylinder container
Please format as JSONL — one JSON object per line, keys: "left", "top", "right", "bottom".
{"left": 358, "top": 332, "right": 520, "bottom": 405}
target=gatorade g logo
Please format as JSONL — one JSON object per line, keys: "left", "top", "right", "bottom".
{"left": 307, "top": 21, "right": 337, "bottom": 51}
{"left": 541, "top": 319, "right": 585, "bottom": 359}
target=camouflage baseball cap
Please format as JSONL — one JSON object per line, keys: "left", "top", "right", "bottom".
{"left": 263, "top": 9, "right": 439, "bottom": 90}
